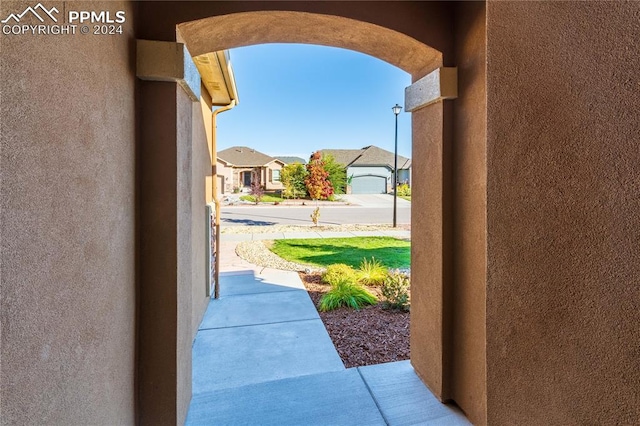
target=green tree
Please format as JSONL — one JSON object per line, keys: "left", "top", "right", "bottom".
{"left": 305, "top": 151, "right": 333, "bottom": 200}
{"left": 281, "top": 162, "right": 308, "bottom": 199}
{"left": 322, "top": 153, "right": 347, "bottom": 195}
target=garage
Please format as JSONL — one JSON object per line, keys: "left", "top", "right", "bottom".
{"left": 351, "top": 175, "right": 387, "bottom": 194}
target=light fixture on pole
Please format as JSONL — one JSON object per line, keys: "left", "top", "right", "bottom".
{"left": 392, "top": 103, "right": 402, "bottom": 228}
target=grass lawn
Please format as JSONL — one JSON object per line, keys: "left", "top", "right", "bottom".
{"left": 240, "top": 193, "right": 284, "bottom": 203}
{"left": 269, "top": 236, "right": 410, "bottom": 269}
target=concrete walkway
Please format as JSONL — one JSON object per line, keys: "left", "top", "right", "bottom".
{"left": 186, "top": 234, "right": 471, "bottom": 425}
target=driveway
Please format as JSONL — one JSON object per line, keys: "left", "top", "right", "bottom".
{"left": 340, "top": 194, "right": 411, "bottom": 208}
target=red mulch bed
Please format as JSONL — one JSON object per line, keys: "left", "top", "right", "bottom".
{"left": 299, "top": 272, "right": 410, "bottom": 368}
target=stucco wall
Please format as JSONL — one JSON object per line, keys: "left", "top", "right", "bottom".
{"left": 193, "top": 101, "right": 212, "bottom": 339}
{"left": 449, "top": 2, "right": 487, "bottom": 424}
{"left": 138, "top": 80, "right": 212, "bottom": 425}
{"left": 0, "top": 1, "right": 137, "bottom": 424}
{"left": 138, "top": 81, "right": 180, "bottom": 424}
{"left": 266, "top": 162, "right": 283, "bottom": 191}
{"left": 216, "top": 160, "right": 234, "bottom": 193}
{"left": 486, "top": 2, "right": 640, "bottom": 424}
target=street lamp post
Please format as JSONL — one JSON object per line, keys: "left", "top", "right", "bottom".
{"left": 392, "top": 103, "right": 402, "bottom": 228}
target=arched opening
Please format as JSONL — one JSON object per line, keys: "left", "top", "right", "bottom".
{"left": 179, "top": 8, "right": 448, "bottom": 414}
{"left": 176, "top": 11, "right": 442, "bottom": 77}
{"left": 211, "top": 40, "right": 413, "bottom": 368}
{"left": 137, "top": 6, "right": 486, "bottom": 425}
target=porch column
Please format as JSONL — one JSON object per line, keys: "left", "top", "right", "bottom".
{"left": 407, "top": 67, "right": 457, "bottom": 400}
{"left": 137, "top": 40, "right": 200, "bottom": 425}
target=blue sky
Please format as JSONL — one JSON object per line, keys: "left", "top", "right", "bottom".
{"left": 216, "top": 44, "right": 412, "bottom": 160}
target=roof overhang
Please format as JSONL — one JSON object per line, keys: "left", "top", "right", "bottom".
{"left": 193, "top": 50, "right": 239, "bottom": 107}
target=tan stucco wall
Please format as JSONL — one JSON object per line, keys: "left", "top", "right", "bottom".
{"left": 138, "top": 81, "right": 180, "bottom": 424}
{"left": 410, "top": 102, "right": 446, "bottom": 397}
{"left": 138, "top": 80, "right": 212, "bottom": 425}
{"left": 216, "top": 160, "right": 234, "bottom": 193}
{"left": 265, "top": 162, "right": 283, "bottom": 191}
{"left": 175, "top": 86, "right": 194, "bottom": 425}
{"left": 140, "top": 2, "right": 453, "bottom": 74}
{"left": 0, "top": 1, "right": 137, "bottom": 424}
{"left": 486, "top": 2, "right": 640, "bottom": 424}
{"left": 7, "top": 2, "right": 636, "bottom": 424}
{"left": 449, "top": 2, "right": 487, "bottom": 424}
{"left": 193, "top": 101, "right": 212, "bottom": 339}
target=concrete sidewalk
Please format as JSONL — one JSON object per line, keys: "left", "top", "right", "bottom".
{"left": 186, "top": 267, "right": 470, "bottom": 425}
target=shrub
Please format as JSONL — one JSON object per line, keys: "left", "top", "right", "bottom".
{"left": 323, "top": 153, "right": 347, "bottom": 195}
{"left": 381, "top": 271, "right": 410, "bottom": 311}
{"left": 322, "top": 264, "right": 357, "bottom": 285}
{"left": 357, "top": 257, "right": 388, "bottom": 286}
{"left": 310, "top": 206, "right": 320, "bottom": 226}
{"left": 397, "top": 184, "right": 411, "bottom": 197}
{"left": 318, "top": 277, "right": 378, "bottom": 312}
{"left": 305, "top": 151, "right": 334, "bottom": 200}
{"left": 281, "top": 163, "right": 308, "bottom": 199}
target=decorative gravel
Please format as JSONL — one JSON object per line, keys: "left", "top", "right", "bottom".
{"left": 235, "top": 240, "right": 324, "bottom": 272}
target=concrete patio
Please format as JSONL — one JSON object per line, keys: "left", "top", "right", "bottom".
{"left": 186, "top": 267, "right": 471, "bottom": 425}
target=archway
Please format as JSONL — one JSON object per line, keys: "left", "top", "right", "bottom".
{"left": 137, "top": 6, "right": 486, "bottom": 425}
{"left": 175, "top": 5, "right": 448, "bottom": 386}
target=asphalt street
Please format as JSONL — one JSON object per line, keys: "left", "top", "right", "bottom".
{"left": 220, "top": 205, "right": 410, "bottom": 226}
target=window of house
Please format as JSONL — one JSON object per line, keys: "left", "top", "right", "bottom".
{"left": 272, "top": 169, "right": 281, "bottom": 182}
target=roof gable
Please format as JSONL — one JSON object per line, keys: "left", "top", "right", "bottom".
{"left": 217, "top": 146, "right": 275, "bottom": 166}
{"left": 351, "top": 145, "right": 410, "bottom": 169}
{"left": 319, "top": 148, "right": 364, "bottom": 166}
{"left": 321, "top": 145, "right": 410, "bottom": 169}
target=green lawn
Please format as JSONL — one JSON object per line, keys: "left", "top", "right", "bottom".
{"left": 269, "top": 236, "right": 410, "bottom": 269}
{"left": 240, "top": 193, "right": 284, "bottom": 203}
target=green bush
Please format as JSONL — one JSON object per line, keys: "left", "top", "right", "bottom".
{"left": 357, "top": 257, "right": 388, "bottom": 286}
{"left": 397, "top": 184, "right": 411, "bottom": 197}
{"left": 381, "top": 271, "right": 410, "bottom": 311}
{"left": 318, "top": 277, "right": 378, "bottom": 312}
{"left": 322, "top": 264, "right": 357, "bottom": 285}
{"left": 281, "top": 163, "right": 308, "bottom": 199}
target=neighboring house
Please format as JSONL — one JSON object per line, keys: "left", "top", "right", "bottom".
{"left": 217, "top": 146, "right": 285, "bottom": 193}
{"left": 275, "top": 156, "right": 307, "bottom": 165}
{"left": 321, "top": 145, "right": 411, "bottom": 194}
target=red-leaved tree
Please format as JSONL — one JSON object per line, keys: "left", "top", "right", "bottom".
{"left": 305, "top": 151, "right": 334, "bottom": 200}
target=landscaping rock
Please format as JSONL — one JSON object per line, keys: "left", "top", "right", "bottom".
{"left": 235, "top": 241, "right": 324, "bottom": 273}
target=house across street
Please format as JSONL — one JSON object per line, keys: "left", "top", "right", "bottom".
{"left": 321, "top": 146, "right": 411, "bottom": 194}
{"left": 216, "top": 145, "right": 411, "bottom": 195}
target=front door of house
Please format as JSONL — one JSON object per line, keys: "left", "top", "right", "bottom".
{"left": 243, "top": 171, "right": 252, "bottom": 187}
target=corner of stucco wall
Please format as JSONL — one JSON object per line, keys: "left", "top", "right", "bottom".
{"left": 1, "top": 1, "right": 139, "bottom": 424}
{"left": 448, "top": 2, "right": 488, "bottom": 425}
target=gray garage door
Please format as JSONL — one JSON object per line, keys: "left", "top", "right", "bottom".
{"left": 351, "top": 175, "right": 386, "bottom": 194}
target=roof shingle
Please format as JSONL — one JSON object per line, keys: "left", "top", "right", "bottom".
{"left": 320, "top": 145, "right": 410, "bottom": 169}
{"left": 217, "top": 146, "right": 275, "bottom": 166}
